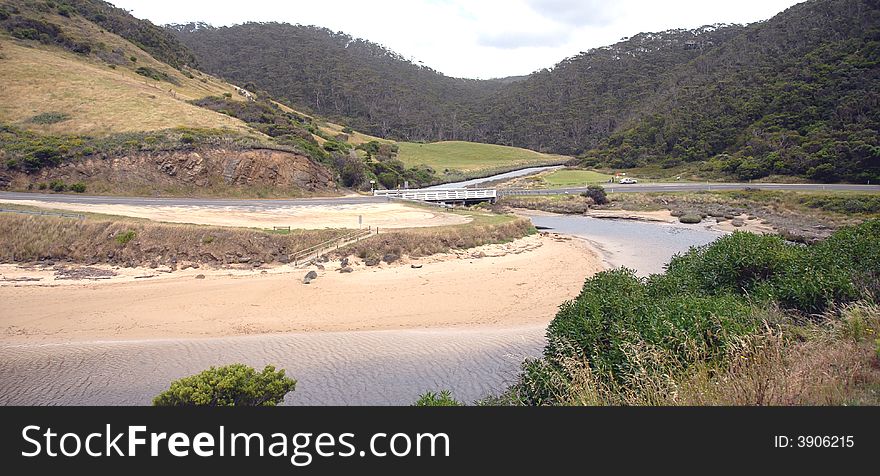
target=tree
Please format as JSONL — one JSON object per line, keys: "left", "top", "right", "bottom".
{"left": 153, "top": 364, "right": 296, "bottom": 406}
{"left": 581, "top": 184, "right": 608, "bottom": 205}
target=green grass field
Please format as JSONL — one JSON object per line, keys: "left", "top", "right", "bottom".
{"left": 540, "top": 169, "right": 613, "bottom": 187}
{"left": 397, "top": 141, "right": 567, "bottom": 174}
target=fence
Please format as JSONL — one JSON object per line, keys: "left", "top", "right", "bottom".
{"left": 0, "top": 208, "right": 85, "bottom": 219}
{"left": 290, "top": 227, "right": 376, "bottom": 267}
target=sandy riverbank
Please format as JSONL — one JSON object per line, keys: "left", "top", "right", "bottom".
{"left": 0, "top": 233, "right": 604, "bottom": 344}
{"left": 527, "top": 207, "right": 776, "bottom": 235}
{"left": 0, "top": 199, "right": 469, "bottom": 229}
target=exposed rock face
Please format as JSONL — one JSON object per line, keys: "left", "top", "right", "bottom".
{"left": 7, "top": 147, "right": 335, "bottom": 193}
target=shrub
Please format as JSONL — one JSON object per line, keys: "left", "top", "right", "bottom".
{"left": 153, "top": 364, "right": 296, "bottom": 406}
{"left": 414, "top": 390, "right": 462, "bottom": 406}
{"left": 29, "top": 112, "right": 69, "bottom": 125}
{"left": 377, "top": 171, "right": 399, "bottom": 189}
{"left": 115, "top": 230, "right": 136, "bottom": 245}
{"left": 580, "top": 184, "right": 608, "bottom": 205}
{"left": 135, "top": 66, "right": 179, "bottom": 85}
{"left": 69, "top": 182, "right": 86, "bottom": 193}
{"left": 545, "top": 269, "right": 758, "bottom": 387}
{"left": 663, "top": 232, "right": 798, "bottom": 295}
{"left": 48, "top": 179, "right": 65, "bottom": 192}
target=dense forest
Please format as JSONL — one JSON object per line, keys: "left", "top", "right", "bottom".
{"left": 169, "top": 0, "right": 880, "bottom": 182}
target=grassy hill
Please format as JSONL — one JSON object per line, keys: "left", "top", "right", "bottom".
{"left": 0, "top": 1, "right": 255, "bottom": 137}
{"left": 0, "top": 39, "right": 253, "bottom": 136}
{"left": 397, "top": 141, "right": 568, "bottom": 179}
{"left": 0, "top": 0, "right": 344, "bottom": 196}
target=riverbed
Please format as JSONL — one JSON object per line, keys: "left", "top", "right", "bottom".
{"left": 0, "top": 210, "right": 724, "bottom": 406}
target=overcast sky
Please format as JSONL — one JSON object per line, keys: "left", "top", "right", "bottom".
{"left": 113, "top": 0, "right": 804, "bottom": 79}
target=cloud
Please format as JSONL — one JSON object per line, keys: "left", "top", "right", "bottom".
{"left": 524, "top": 0, "right": 621, "bottom": 27}
{"left": 477, "top": 29, "right": 571, "bottom": 49}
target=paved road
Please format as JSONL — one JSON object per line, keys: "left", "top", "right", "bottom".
{"left": 1, "top": 182, "right": 877, "bottom": 209}
{"left": 0, "top": 191, "right": 385, "bottom": 208}
{"left": 501, "top": 182, "right": 880, "bottom": 196}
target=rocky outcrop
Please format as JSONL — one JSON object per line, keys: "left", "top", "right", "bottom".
{"left": 7, "top": 147, "right": 335, "bottom": 194}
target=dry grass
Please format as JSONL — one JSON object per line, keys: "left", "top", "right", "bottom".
{"left": 552, "top": 303, "right": 880, "bottom": 406}
{"left": 0, "top": 21, "right": 254, "bottom": 137}
{"left": 496, "top": 195, "right": 594, "bottom": 214}
{"left": 338, "top": 214, "right": 535, "bottom": 261}
{"left": 0, "top": 213, "right": 352, "bottom": 267}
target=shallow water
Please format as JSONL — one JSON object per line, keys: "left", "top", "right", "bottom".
{"left": 528, "top": 214, "right": 723, "bottom": 276}
{"left": 0, "top": 216, "right": 723, "bottom": 406}
{"left": 0, "top": 326, "right": 545, "bottom": 405}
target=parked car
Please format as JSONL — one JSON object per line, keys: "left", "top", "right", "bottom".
{"left": 618, "top": 177, "right": 638, "bottom": 184}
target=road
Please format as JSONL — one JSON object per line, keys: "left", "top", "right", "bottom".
{"left": 0, "top": 182, "right": 877, "bottom": 209}
{"left": 500, "top": 182, "right": 880, "bottom": 196}
{"left": 0, "top": 191, "right": 385, "bottom": 208}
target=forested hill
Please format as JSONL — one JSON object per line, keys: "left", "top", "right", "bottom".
{"left": 175, "top": 0, "right": 878, "bottom": 182}
{"left": 167, "top": 22, "right": 509, "bottom": 141}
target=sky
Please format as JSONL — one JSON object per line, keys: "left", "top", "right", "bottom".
{"left": 112, "top": 0, "right": 805, "bottom": 79}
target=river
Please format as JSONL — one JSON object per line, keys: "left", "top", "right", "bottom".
{"left": 0, "top": 215, "right": 723, "bottom": 406}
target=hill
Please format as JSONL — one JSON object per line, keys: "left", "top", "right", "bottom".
{"left": 0, "top": 0, "right": 349, "bottom": 196}
{"left": 171, "top": 0, "right": 880, "bottom": 183}
{"left": 397, "top": 141, "right": 567, "bottom": 181}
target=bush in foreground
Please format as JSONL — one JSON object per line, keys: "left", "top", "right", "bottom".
{"left": 153, "top": 364, "right": 296, "bottom": 406}
{"left": 502, "top": 220, "right": 880, "bottom": 405}
{"left": 414, "top": 390, "right": 462, "bottom": 406}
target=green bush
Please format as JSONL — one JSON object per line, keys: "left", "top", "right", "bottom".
{"left": 413, "top": 390, "right": 462, "bottom": 406}
{"left": 135, "top": 66, "right": 179, "bottom": 85}
{"left": 545, "top": 269, "right": 758, "bottom": 386}
{"left": 29, "top": 112, "right": 69, "bottom": 125}
{"left": 581, "top": 184, "right": 608, "bottom": 205}
{"left": 48, "top": 179, "right": 65, "bottom": 192}
{"left": 153, "top": 364, "right": 296, "bottom": 406}
{"left": 115, "top": 230, "right": 136, "bottom": 245}
{"left": 69, "top": 182, "right": 86, "bottom": 193}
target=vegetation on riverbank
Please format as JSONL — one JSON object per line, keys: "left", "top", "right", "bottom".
{"left": 496, "top": 188, "right": 880, "bottom": 242}
{"left": 0, "top": 211, "right": 352, "bottom": 267}
{"left": 337, "top": 211, "right": 535, "bottom": 264}
{"left": 424, "top": 220, "right": 880, "bottom": 406}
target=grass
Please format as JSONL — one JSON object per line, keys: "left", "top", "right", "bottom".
{"left": 538, "top": 169, "right": 612, "bottom": 187}
{"left": 0, "top": 212, "right": 353, "bottom": 266}
{"left": 496, "top": 194, "right": 594, "bottom": 214}
{"left": 338, "top": 208, "right": 534, "bottom": 261}
{"left": 397, "top": 141, "right": 568, "bottom": 175}
{"left": 0, "top": 33, "right": 252, "bottom": 137}
{"left": 607, "top": 190, "right": 880, "bottom": 220}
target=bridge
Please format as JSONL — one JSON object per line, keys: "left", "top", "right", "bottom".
{"left": 373, "top": 188, "right": 497, "bottom": 204}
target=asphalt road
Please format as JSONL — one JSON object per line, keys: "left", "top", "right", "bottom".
{"left": 0, "top": 191, "right": 386, "bottom": 208}
{"left": 501, "top": 182, "right": 880, "bottom": 196}
{"left": 0, "top": 182, "right": 877, "bottom": 209}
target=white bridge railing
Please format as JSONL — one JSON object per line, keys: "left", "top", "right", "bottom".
{"left": 373, "top": 188, "right": 497, "bottom": 201}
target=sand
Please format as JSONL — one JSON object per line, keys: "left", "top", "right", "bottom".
{"left": 0, "top": 234, "right": 604, "bottom": 344}
{"left": 0, "top": 199, "right": 469, "bottom": 229}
